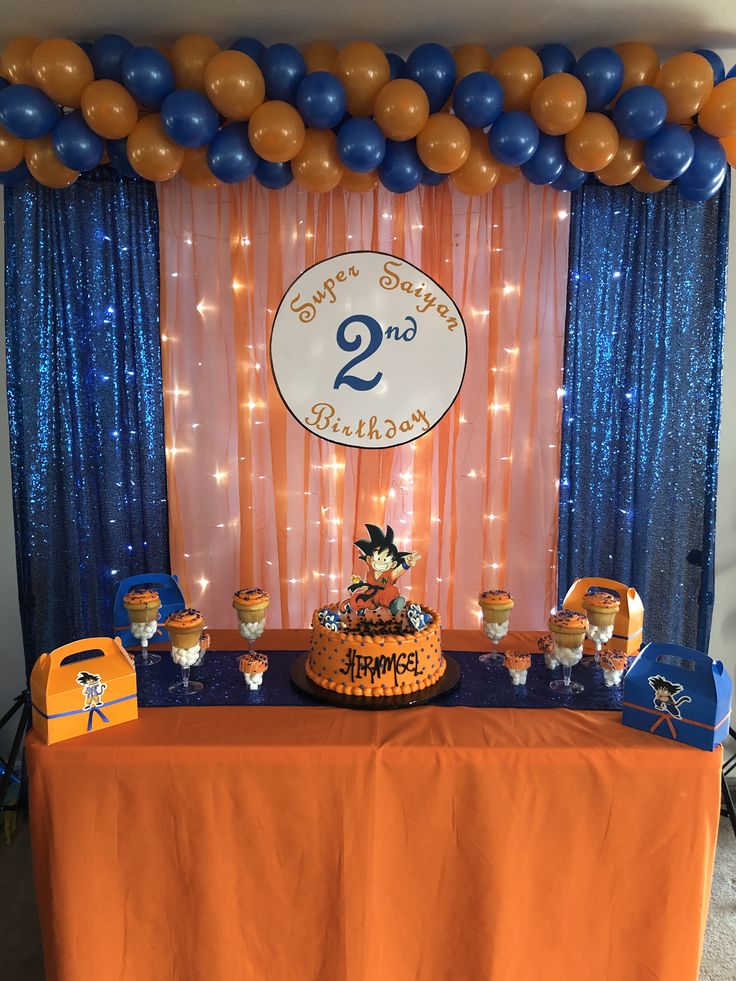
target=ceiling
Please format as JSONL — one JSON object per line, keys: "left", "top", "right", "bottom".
{"left": 1, "top": 0, "right": 735, "bottom": 57}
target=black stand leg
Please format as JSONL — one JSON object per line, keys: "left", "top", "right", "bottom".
{"left": 0, "top": 690, "right": 31, "bottom": 814}
{"left": 721, "top": 726, "right": 736, "bottom": 839}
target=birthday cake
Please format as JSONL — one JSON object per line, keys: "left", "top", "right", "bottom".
{"left": 305, "top": 522, "right": 445, "bottom": 697}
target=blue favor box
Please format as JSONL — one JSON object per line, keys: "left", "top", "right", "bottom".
{"left": 622, "top": 642, "right": 732, "bottom": 751}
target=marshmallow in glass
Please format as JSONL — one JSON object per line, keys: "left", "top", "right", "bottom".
{"left": 581, "top": 589, "right": 620, "bottom": 649}
{"left": 478, "top": 589, "right": 514, "bottom": 643}
{"left": 233, "top": 588, "right": 269, "bottom": 643}
{"left": 548, "top": 610, "right": 589, "bottom": 667}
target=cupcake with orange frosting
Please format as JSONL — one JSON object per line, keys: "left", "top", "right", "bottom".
{"left": 123, "top": 588, "right": 161, "bottom": 642}
{"left": 581, "top": 589, "right": 620, "bottom": 647}
{"left": 548, "top": 610, "right": 589, "bottom": 666}
{"left": 478, "top": 589, "right": 514, "bottom": 643}
{"left": 504, "top": 649, "right": 531, "bottom": 686}
{"left": 599, "top": 648, "right": 628, "bottom": 687}
{"left": 233, "top": 588, "right": 270, "bottom": 644}
{"left": 164, "top": 608, "right": 206, "bottom": 666}
{"left": 239, "top": 651, "right": 269, "bottom": 690}
{"left": 537, "top": 633, "right": 559, "bottom": 670}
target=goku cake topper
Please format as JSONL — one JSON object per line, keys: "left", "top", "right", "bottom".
{"left": 341, "top": 523, "right": 421, "bottom": 616}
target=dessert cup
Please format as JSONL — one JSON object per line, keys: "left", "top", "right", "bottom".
{"left": 123, "top": 589, "right": 162, "bottom": 667}
{"left": 504, "top": 650, "right": 531, "bottom": 686}
{"left": 548, "top": 611, "right": 588, "bottom": 694}
{"left": 478, "top": 590, "right": 514, "bottom": 666}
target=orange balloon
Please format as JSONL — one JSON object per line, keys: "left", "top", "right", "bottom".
{"left": 204, "top": 50, "right": 265, "bottom": 121}
{"left": 25, "top": 136, "right": 78, "bottom": 188}
{"left": 0, "top": 125, "right": 24, "bottom": 170}
{"left": 31, "top": 39, "right": 94, "bottom": 108}
{"left": 698, "top": 79, "right": 736, "bottom": 138}
{"left": 292, "top": 129, "right": 343, "bottom": 192}
{"left": 453, "top": 44, "right": 493, "bottom": 82}
{"left": 530, "top": 73, "right": 587, "bottom": 135}
{"left": 450, "top": 128, "right": 500, "bottom": 194}
{"left": 721, "top": 134, "right": 736, "bottom": 167}
{"left": 1, "top": 36, "right": 40, "bottom": 85}
{"left": 631, "top": 166, "right": 671, "bottom": 193}
{"left": 417, "top": 113, "right": 471, "bottom": 173}
{"left": 498, "top": 163, "right": 520, "bottom": 184}
{"left": 656, "top": 53, "right": 713, "bottom": 123}
{"left": 595, "top": 137, "right": 644, "bottom": 185}
{"left": 81, "top": 81, "right": 138, "bottom": 140}
{"left": 373, "top": 79, "right": 429, "bottom": 141}
{"left": 127, "top": 114, "right": 184, "bottom": 181}
{"left": 302, "top": 41, "right": 339, "bottom": 74}
{"left": 614, "top": 42, "right": 660, "bottom": 94}
{"left": 157, "top": 46, "right": 172, "bottom": 62}
{"left": 180, "top": 147, "right": 219, "bottom": 188}
{"left": 333, "top": 41, "right": 390, "bottom": 117}
{"left": 248, "top": 100, "right": 305, "bottom": 162}
{"left": 492, "top": 46, "right": 543, "bottom": 112}
{"left": 171, "top": 34, "right": 220, "bottom": 93}
{"left": 565, "top": 113, "right": 619, "bottom": 172}
{"left": 340, "top": 168, "right": 378, "bottom": 192}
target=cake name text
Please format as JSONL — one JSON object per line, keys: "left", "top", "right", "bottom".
{"left": 339, "top": 647, "right": 424, "bottom": 686}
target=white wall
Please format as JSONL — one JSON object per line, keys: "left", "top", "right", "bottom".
{"left": 710, "top": 189, "right": 736, "bottom": 696}
{"left": 0, "top": 186, "right": 26, "bottom": 755}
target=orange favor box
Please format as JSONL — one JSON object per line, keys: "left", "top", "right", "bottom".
{"left": 563, "top": 577, "right": 644, "bottom": 656}
{"left": 30, "top": 637, "right": 138, "bottom": 745}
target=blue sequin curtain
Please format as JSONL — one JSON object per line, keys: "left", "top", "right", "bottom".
{"left": 558, "top": 176, "right": 730, "bottom": 652}
{"left": 5, "top": 168, "right": 169, "bottom": 673}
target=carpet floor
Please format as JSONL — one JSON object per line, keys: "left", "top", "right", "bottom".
{"left": 1, "top": 814, "right": 734, "bottom": 979}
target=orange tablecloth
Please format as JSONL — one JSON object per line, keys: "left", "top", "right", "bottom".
{"left": 26, "top": 704, "right": 721, "bottom": 981}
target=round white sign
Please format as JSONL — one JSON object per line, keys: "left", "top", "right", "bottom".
{"left": 270, "top": 251, "right": 467, "bottom": 449}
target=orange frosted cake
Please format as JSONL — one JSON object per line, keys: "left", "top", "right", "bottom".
{"left": 306, "top": 605, "right": 444, "bottom": 697}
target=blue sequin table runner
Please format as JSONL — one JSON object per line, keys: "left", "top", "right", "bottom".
{"left": 136, "top": 651, "right": 627, "bottom": 711}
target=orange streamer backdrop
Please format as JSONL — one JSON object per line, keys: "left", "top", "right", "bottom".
{"left": 157, "top": 180, "right": 570, "bottom": 628}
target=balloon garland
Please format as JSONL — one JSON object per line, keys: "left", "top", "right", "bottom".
{"left": 0, "top": 34, "right": 735, "bottom": 199}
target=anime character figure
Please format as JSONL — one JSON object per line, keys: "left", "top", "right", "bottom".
{"left": 76, "top": 671, "right": 107, "bottom": 710}
{"left": 342, "top": 524, "right": 421, "bottom": 616}
{"left": 648, "top": 675, "right": 692, "bottom": 720}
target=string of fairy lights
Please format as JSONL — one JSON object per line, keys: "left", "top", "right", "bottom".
{"left": 155, "top": 194, "right": 570, "bottom": 625}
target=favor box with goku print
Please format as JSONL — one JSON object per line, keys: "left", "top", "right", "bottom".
{"left": 31, "top": 636, "right": 138, "bottom": 745}
{"left": 622, "top": 642, "right": 731, "bottom": 751}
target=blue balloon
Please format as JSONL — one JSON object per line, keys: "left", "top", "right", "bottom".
{"left": 453, "top": 72, "right": 503, "bottom": 129}
{"left": 520, "top": 133, "right": 566, "bottom": 185}
{"left": 297, "top": 72, "right": 347, "bottom": 129}
{"left": 337, "top": 117, "right": 386, "bottom": 172}
{"left": 386, "top": 53, "right": 406, "bottom": 81}
{"left": 551, "top": 160, "right": 587, "bottom": 191}
{"left": 78, "top": 41, "right": 93, "bottom": 57}
{"left": 643, "top": 123, "right": 695, "bottom": 180}
{"left": 538, "top": 43, "right": 576, "bottom": 76}
{"left": 574, "top": 47, "right": 624, "bottom": 111}
{"left": 0, "top": 85, "right": 60, "bottom": 139}
{"left": 379, "top": 140, "right": 423, "bottom": 193}
{"left": 107, "top": 139, "right": 140, "bottom": 179}
{"left": 488, "top": 112, "right": 539, "bottom": 166}
{"left": 52, "top": 111, "right": 104, "bottom": 171}
{"left": 694, "top": 49, "right": 725, "bottom": 84}
{"left": 261, "top": 44, "right": 307, "bottom": 103}
{"left": 677, "top": 168, "right": 726, "bottom": 201}
{"left": 207, "top": 123, "right": 259, "bottom": 183}
{"left": 728, "top": 64, "right": 736, "bottom": 80}
{"left": 161, "top": 91, "right": 219, "bottom": 148}
{"left": 406, "top": 43, "right": 456, "bottom": 113}
{"left": 90, "top": 34, "right": 133, "bottom": 82}
{"left": 230, "top": 37, "right": 266, "bottom": 65}
{"left": 678, "top": 128, "right": 727, "bottom": 189}
{"left": 122, "top": 46, "right": 175, "bottom": 110}
{"left": 255, "top": 158, "right": 293, "bottom": 189}
{"left": 421, "top": 166, "right": 447, "bottom": 186}
{"left": 0, "top": 160, "right": 30, "bottom": 186}
{"left": 613, "top": 85, "right": 667, "bottom": 139}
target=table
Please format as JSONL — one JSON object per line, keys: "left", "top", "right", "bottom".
{"left": 26, "top": 681, "right": 722, "bottom": 981}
